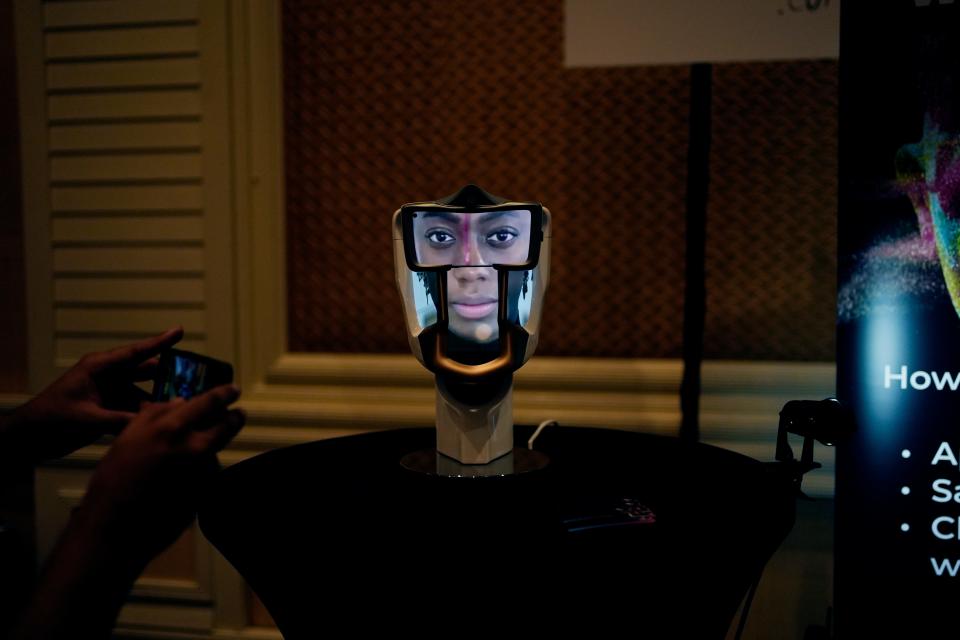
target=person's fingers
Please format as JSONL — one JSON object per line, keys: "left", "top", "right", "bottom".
{"left": 112, "top": 398, "right": 179, "bottom": 434}
{"left": 131, "top": 385, "right": 152, "bottom": 402}
{"left": 105, "top": 384, "right": 153, "bottom": 414}
{"left": 132, "top": 357, "right": 160, "bottom": 381}
{"left": 168, "top": 384, "right": 241, "bottom": 432}
{"left": 187, "top": 409, "right": 246, "bottom": 454}
{"left": 117, "top": 386, "right": 153, "bottom": 413}
{"left": 90, "top": 327, "right": 183, "bottom": 370}
{"left": 135, "top": 399, "right": 180, "bottom": 419}
{"left": 88, "top": 407, "right": 137, "bottom": 433}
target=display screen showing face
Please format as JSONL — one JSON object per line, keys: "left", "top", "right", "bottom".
{"left": 403, "top": 208, "right": 536, "bottom": 350}
{"left": 443, "top": 264, "right": 501, "bottom": 343}
{"left": 411, "top": 209, "right": 532, "bottom": 267}
{"left": 410, "top": 268, "right": 534, "bottom": 347}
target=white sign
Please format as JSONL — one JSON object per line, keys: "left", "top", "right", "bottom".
{"left": 565, "top": 0, "right": 839, "bottom": 67}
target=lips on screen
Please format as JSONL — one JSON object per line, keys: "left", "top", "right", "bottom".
{"left": 411, "top": 270, "right": 533, "bottom": 342}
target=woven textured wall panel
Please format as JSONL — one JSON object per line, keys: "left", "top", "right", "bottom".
{"left": 283, "top": 1, "right": 837, "bottom": 361}
{"left": 706, "top": 61, "right": 838, "bottom": 361}
{"left": 283, "top": 0, "right": 688, "bottom": 358}
{"left": 553, "top": 66, "right": 688, "bottom": 357}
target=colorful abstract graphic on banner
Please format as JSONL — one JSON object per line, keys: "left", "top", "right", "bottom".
{"left": 837, "top": 1, "right": 960, "bottom": 636}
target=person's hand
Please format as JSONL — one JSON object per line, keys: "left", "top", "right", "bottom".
{"left": 7, "top": 327, "right": 183, "bottom": 463}
{"left": 77, "top": 385, "right": 245, "bottom": 563}
{"left": 11, "top": 386, "right": 244, "bottom": 640}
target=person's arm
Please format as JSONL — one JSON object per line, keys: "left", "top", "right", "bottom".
{"left": 13, "top": 385, "right": 244, "bottom": 640}
{"left": 0, "top": 327, "right": 183, "bottom": 469}
{"left": 14, "top": 499, "right": 148, "bottom": 638}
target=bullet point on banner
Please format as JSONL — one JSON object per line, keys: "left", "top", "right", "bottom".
{"left": 901, "top": 449, "right": 911, "bottom": 459}
{"left": 901, "top": 486, "right": 911, "bottom": 495}
{"left": 901, "top": 523, "right": 910, "bottom": 532}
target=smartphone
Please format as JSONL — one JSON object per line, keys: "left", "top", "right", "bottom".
{"left": 152, "top": 349, "right": 234, "bottom": 402}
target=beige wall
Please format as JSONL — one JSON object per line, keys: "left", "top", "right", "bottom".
{"left": 565, "top": 0, "right": 839, "bottom": 66}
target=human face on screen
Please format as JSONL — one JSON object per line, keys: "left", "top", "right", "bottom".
{"left": 412, "top": 210, "right": 531, "bottom": 343}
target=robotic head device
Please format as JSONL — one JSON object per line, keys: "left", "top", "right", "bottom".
{"left": 393, "top": 185, "right": 552, "bottom": 467}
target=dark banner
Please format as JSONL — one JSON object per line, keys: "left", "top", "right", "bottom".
{"left": 837, "top": 1, "right": 960, "bottom": 636}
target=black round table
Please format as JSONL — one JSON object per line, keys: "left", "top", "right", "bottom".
{"left": 200, "top": 426, "right": 795, "bottom": 638}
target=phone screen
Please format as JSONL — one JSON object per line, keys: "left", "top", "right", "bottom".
{"left": 153, "top": 350, "right": 233, "bottom": 401}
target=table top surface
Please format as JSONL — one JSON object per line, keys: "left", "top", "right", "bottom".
{"left": 200, "top": 426, "right": 797, "bottom": 636}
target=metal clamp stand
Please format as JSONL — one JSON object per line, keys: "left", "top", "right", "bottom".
{"left": 772, "top": 398, "right": 854, "bottom": 497}
{"left": 733, "top": 399, "right": 855, "bottom": 640}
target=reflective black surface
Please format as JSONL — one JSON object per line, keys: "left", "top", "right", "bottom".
{"left": 200, "top": 426, "right": 795, "bottom": 638}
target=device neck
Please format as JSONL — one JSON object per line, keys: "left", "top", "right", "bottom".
{"left": 434, "top": 373, "right": 513, "bottom": 465}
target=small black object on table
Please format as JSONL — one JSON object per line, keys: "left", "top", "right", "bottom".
{"left": 200, "top": 426, "right": 795, "bottom": 638}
